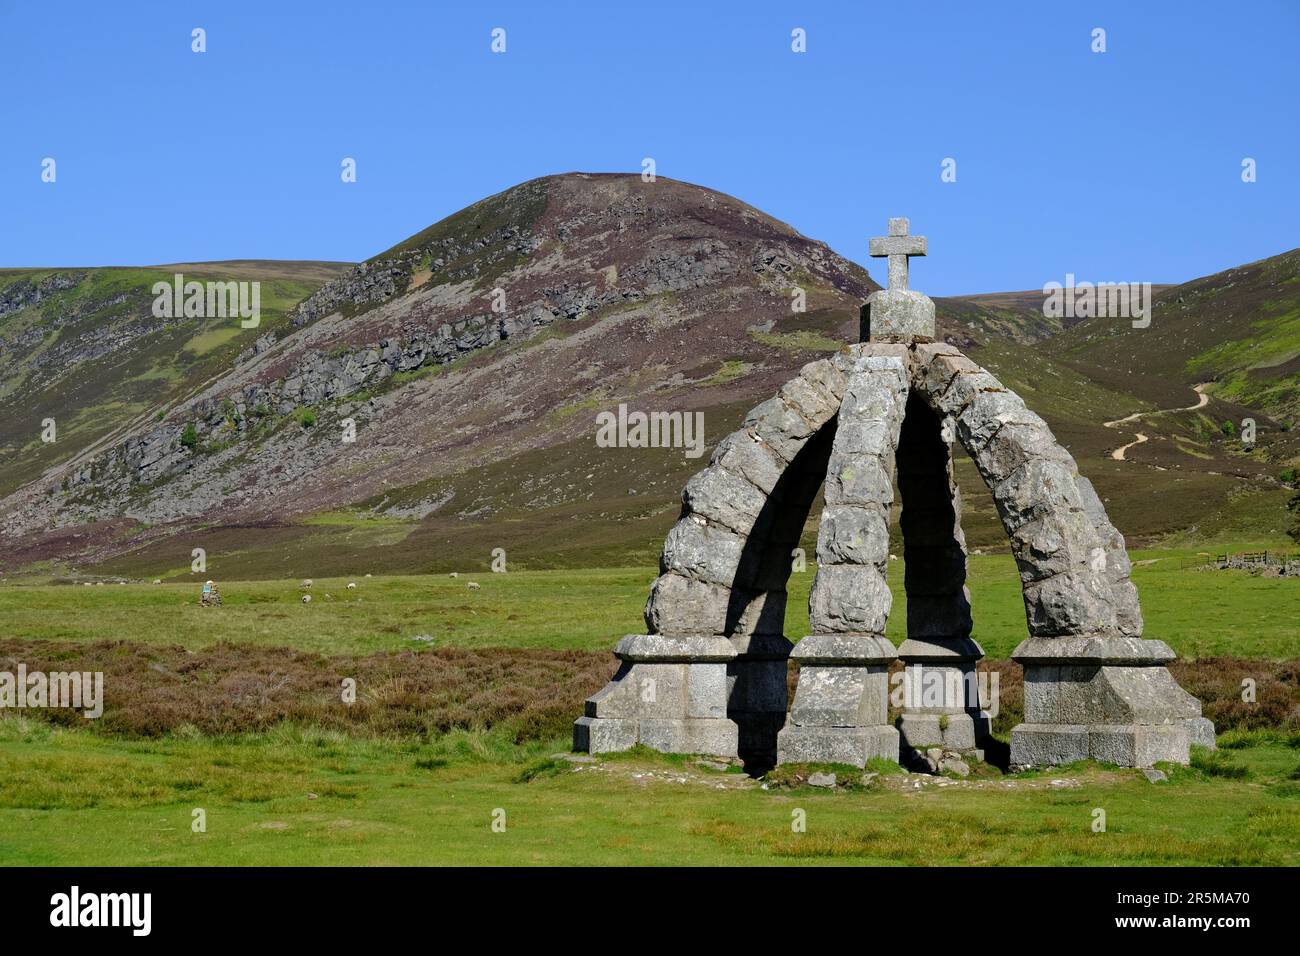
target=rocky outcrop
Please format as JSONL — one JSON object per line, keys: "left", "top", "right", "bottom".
{"left": 0, "top": 272, "right": 84, "bottom": 320}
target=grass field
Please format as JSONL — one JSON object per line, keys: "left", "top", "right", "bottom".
{"left": 2, "top": 720, "right": 1298, "bottom": 865}
{"left": 1, "top": 550, "right": 1298, "bottom": 866}
{"left": 3, "top": 549, "right": 1297, "bottom": 659}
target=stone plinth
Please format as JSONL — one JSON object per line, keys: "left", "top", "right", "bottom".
{"left": 1009, "top": 635, "right": 1215, "bottom": 768}
{"left": 574, "top": 634, "right": 739, "bottom": 757}
{"left": 864, "top": 289, "right": 935, "bottom": 342}
{"left": 896, "top": 636, "right": 992, "bottom": 753}
{"left": 777, "top": 634, "right": 899, "bottom": 767}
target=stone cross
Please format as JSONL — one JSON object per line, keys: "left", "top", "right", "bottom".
{"left": 869, "top": 218, "right": 927, "bottom": 292}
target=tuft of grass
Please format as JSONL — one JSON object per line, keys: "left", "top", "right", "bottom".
{"left": 1191, "top": 746, "right": 1251, "bottom": 779}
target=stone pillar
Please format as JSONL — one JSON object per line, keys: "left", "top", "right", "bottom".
{"left": 573, "top": 634, "right": 739, "bottom": 757}
{"left": 777, "top": 350, "right": 908, "bottom": 767}
{"left": 896, "top": 637, "right": 990, "bottom": 752}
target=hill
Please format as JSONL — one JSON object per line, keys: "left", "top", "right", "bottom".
{"left": 0, "top": 175, "right": 1295, "bottom": 578}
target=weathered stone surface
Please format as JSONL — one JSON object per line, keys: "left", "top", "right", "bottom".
{"left": 817, "top": 505, "right": 890, "bottom": 566}
{"left": 809, "top": 564, "right": 892, "bottom": 634}
{"left": 687, "top": 663, "right": 731, "bottom": 718}
{"left": 1022, "top": 571, "right": 1119, "bottom": 636}
{"left": 729, "top": 587, "right": 788, "bottom": 636}
{"left": 824, "top": 456, "right": 894, "bottom": 506}
{"left": 1024, "top": 573, "right": 1118, "bottom": 637}
{"left": 933, "top": 369, "right": 1006, "bottom": 418}
{"left": 1011, "top": 633, "right": 1213, "bottom": 767}
{"left": 938, "top": 755, "right": 972, "bottom": 776}
{"left": 708, "top": 431, "right": 785, "bottom": 495}
{"left": 1012, "top": 635, "right": 1178, "bottom": 664}
{"left": 614, "top": 634, "right": 737, "bottom": 663}
{"left": 994, "top": 459, "right": 1084, "bottom": 532}
{"left": 798, "top": 358, "right": 849, "bottom": 405}
{"left": 917, "top": 351, "right": 979, "bottom": 400}
{"left": 1088, "top": 724, "right": 1189, "bottom": 767}
{"left": 1185, "top": 716, "right": 1217, "bottom": 751}
{"left": 790, "top": 633, "right": 897, "bottom": 663}
{"left": 643, "top": 573, "right": 729, "bottom": 635}
{"left": 585, "top": 662, "right": 686, "bottom": 718}
{"left": 779, "top": 376, "right": 840, "bottom": 427}
{"left": 638, "top": 717, "right": 739, "bottom": 756}
{"left": 681, "top": 466, "right": 767, "bottom": 536}
{"left": 790, "top": 665, "right": 890, "bottom": 726}
{"left": 576, "top": 637, "right": 740, "bottom": 757}
{"left": 777, "top": 725, "right": 899, "bottom": 767}
{"left": 1075, "top": 475, "right": 1143, "bottom": 636}
{"left": 830, "top": 420, "right": 893, "bottom": 457}
{"left": 1010, "top": 511, "right": 1109, "bottom": 583}
{"left": 865, "top": 288, "right": 936, "bottom": 341}
{"left": 962, "top": 414, "right": 1073, "bottom": 487}
{"left": 1008, "top": 724, "right": 1089, "bottom": 767}
{"left": 742, "top": 396, "right": 824, "bottom": 463}
{"left": 573, "top": 715, "right": 637, "bottom": 753}
{"left": 660, "top": 516, "right": 748, "bottom": 588}
{"left": 898, "top": 712, "right": 988, "bottom": 752}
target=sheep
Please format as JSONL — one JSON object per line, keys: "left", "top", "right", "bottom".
{"left": 301, "top": 579, "right": 313, "bottom": 589}
{"left": 347, "top": 582, "right": 357, "bottom": 590}
{"left": 467, "top": 581, "right": 481, "bottom": 591}
{"left": 302, "top": 594, "right": 312, "bottom": 604}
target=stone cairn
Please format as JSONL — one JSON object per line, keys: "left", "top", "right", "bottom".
{"left": 574, "top": 218, "right": 1214, "bottom": 771}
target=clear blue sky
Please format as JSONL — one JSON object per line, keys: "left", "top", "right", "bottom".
{"left": 2, "top": 0, "right": 1296, "bottom": 294}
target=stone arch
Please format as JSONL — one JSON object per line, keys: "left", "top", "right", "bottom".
{"left": 910, "top": 343, "right": 1141, "bottom": 639}
{"left": 644, "top": 356, "right": 848, "bottom": 640}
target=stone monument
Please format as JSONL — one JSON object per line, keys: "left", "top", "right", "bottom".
{"left": 575, "top": 218, "right": 1214, "bottom": 770}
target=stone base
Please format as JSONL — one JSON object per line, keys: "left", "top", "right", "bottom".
{"left": 1011, "top": 635, "right": 1212, "bottom": 767}
{"left": 897, "top": 711, "right": 991, "bottom": 752}
{"left": 777, "top": 724, "right": 899, "bottom": 767}
{"left": 1010, "top": 721, "right": 1191, "bottom": 768}
{"left": 573, "top": 634, "right": 741, "bottom": 758}
{"left": 776, "top": 634, "right": 899, "bottom": 767}
{"left": 573, "top": 715, "right": 636, "bottom": 754}
{"left": 573, "top": 715, "right": 739, "bottom": 757}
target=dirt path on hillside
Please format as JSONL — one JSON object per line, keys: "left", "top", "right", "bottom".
{"left": 1105, "top": 383, "right": 1211, "bottom": 460}
{"left": 1111, "top": 432, "right": 1149, "bottom": 461}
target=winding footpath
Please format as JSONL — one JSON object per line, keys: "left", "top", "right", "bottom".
{"left": 1105, "top": 383, "right": 1211, "bottom": 461}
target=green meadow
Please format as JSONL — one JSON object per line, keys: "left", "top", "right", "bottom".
{"left": 1, "top": 549, "right": 1296, "bottom": 659}
{"left": 1, "top": 549, "right": 1298, "bottom": 865}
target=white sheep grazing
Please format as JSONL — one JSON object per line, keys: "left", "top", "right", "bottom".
{"left": 302, "top": 594, "right": 312, "bottom": 604}
{"left": 301, "top": 579, "right": 313, "bottom": 589}
{"left": 449, "top": 572, "right": 458, "bottom": 579}
{"left": 347, "top": 582, "right": 357, "bottom": 590}
{"left": 467, "top": 581, "right": 481, "bottom": 591}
